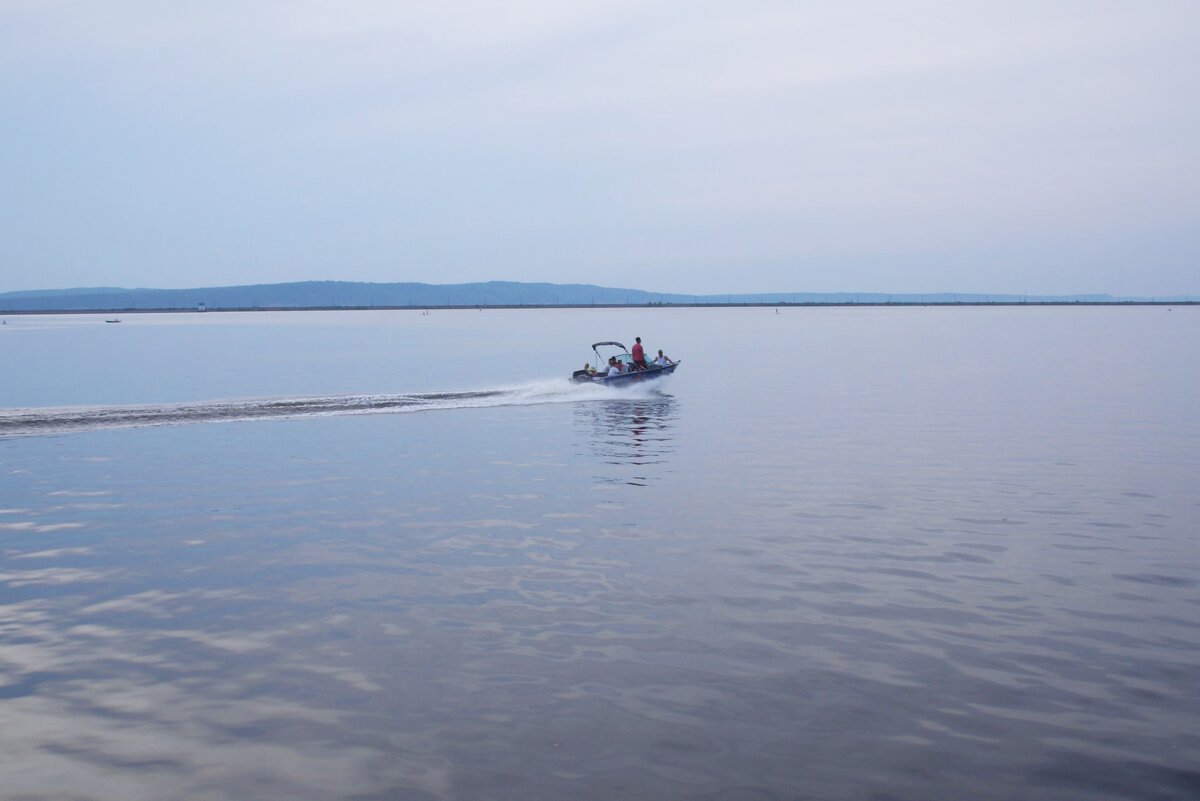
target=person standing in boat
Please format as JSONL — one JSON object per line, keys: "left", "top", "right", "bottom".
{"left": 630, "top": 336, "right": 648, "bottom": 370}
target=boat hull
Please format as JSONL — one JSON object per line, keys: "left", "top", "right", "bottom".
{"left": 571, "top": 362, "right": 679, "bottom": 385}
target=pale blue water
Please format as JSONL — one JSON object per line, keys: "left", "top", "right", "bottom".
{"left": 2, "top": 307, "right": 1198, "bottom": 800}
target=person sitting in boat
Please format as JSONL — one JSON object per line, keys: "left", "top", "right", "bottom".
{"left": 630, "top": 337, "right": 648, "bottom": 370}
{"left": 654, "top": 349, "right": 674, "bottom": 367}
{"left": 605, "top": 357, "right": 625, "bottom": 376}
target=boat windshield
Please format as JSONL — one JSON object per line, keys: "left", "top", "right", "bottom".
{"left": 592, "top": 343, "right": 632, "bottom": 365}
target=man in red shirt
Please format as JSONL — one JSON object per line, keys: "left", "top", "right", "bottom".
{"left": 630, "top": 336, "right": 647, "bottom": 370}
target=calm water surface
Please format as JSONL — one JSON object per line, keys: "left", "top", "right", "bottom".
{"left": 2, "top": 307, "right": 1198, "bottom": 800}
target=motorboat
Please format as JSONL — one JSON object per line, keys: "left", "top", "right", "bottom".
{"left": 571, "top": 341, "right": 680, "bottom": 384}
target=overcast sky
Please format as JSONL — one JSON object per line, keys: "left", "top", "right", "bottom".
{"left": 2, "top": 1, "right": 1196, "bottom": 295}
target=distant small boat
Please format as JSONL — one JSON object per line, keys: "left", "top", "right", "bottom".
{"left": 105, "top": 319, "right": 121, "bottom": 323}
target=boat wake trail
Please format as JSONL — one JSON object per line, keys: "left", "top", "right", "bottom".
{"left": 0, "top": 380, "right": 656, "bottom": 438}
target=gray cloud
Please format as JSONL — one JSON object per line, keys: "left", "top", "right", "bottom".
{"left": 2, "top": 1, "right": 1196, "bottom": 294}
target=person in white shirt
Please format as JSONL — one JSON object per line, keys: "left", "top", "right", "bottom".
{"left": 606, "top": 357, "right": 625, "bottom": 376}
{"left": 654, "top": 349, "right": 674, "bottom": 367}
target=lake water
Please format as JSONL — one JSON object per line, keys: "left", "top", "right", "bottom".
{"left": 2, "top": 307, "right": 1198, "bottom": 800}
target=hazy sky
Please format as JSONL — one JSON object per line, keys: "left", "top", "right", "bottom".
{"left": 2, "top": 1, "right": 1197, "bottom": 295}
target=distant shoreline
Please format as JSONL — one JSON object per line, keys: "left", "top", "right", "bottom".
{"left": 2, "top": 301, "right": 1196, "bottom": 316}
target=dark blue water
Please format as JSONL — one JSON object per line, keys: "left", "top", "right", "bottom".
{"left": 2, "top": 307, "right": 1198, "bottom": 800}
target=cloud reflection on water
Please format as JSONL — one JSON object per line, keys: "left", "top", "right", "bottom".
{"left": 0, "top": 582, "right": 455, "bottom": 799}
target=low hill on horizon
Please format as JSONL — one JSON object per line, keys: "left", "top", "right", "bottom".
{"left": 0, "top": 280, "right": 1178, "bottom": 312}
